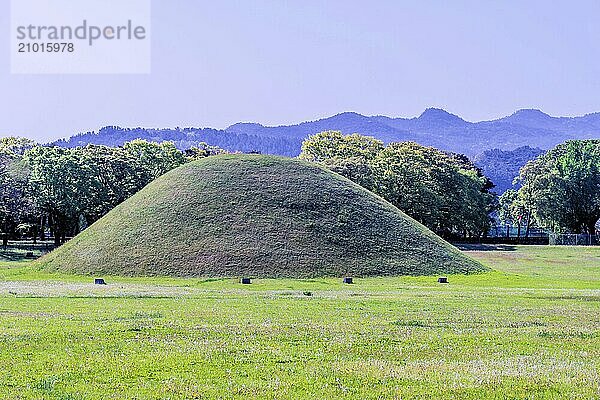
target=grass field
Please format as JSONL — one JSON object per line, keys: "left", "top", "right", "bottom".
{"left": 0, "top": 245, "right": 599, "bottom": 399}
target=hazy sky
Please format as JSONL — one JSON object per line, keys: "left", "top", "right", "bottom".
{"left": 2, "top": 0, "right": 600, "bottom": 141}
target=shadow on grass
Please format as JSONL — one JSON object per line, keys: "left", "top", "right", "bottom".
{"left": 454, "top": 244, "right": 518, "bottom": 252}
{"left": 0, "top": 250, "right": 37, "bottom": 262}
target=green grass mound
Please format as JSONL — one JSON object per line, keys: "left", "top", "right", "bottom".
{"left": 37, "top": 155, "right": 486, "bottom": 277}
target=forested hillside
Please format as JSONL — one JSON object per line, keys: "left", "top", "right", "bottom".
{"left": 51, "top": 109, "right": 600, "bottom": 159}
{"left": 474, "top": 146, "right": 545, "bottom": 193}
{"left": 52, "top": 127, "right": 303, "bottom": 157}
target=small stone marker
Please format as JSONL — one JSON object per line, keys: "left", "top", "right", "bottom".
{"left": 438, "top": 277, "right": 448, "bottom": 284}
{"left": 343, "top": 277, "right": 353, "bottom": 284}
{"left": 240, "top": 277, "right": 251, "bottom": 284}
{"left": 94, "top": 278, "right": 106, "bottom": 285}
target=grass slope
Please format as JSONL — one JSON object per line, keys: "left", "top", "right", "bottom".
{"left": 37, "top": 155, "right": 484, "bottom": 277}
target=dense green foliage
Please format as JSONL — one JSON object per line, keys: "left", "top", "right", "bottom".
{"left": 0, "top": 138, "right": 36, "bottom": 240}
{"left": 299, "top": 130, "right": 383, "bottom": 190}
{"left": 24, "top": 140, "right": 188, "bottom": 244}
{"left": 6, "top": 132, "right": 599, "bottom": 245}
{"left": 497, "top": 189, "right": 536, "bottom": 237}
{"left": 0, "top": 138, "right": 224, "bottom": 245}
{"left": 300, "top": 132, "right": 495, "bottom": 238}
{"left": 37, "top": 155, "right": 484, "bottom": 277}
{"left": 1, "top": 245, "right": 599, "bottom": 398}
{"left": 299, "top": 130, "right": 384, "bottom": 162}
{"left": 518, "top": 140, "right": 600, "bottom": 234}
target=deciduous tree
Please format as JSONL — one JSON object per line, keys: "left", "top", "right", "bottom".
{"left": 518, "top": 140, "right": 600, "bottom": 234}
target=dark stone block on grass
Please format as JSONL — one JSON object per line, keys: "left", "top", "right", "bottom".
{"left": 240, "top": 277, "right": 251, "bottom": 284}
{"left": 94, "top": 278, "right": 106, "bottom": 285}
{"left": 438, "top": 277, "right": 448, "bottom": 284}
{"left": 343, "top": 277, "right": 353, "bottom": 284}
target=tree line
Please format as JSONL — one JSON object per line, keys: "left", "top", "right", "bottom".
{"left": 1, "top": 133, "right": 598, "bottom": 245}
{"left": 53, "top": 126, "right": 303, "bottom": 157}
{"left": 301, "top": 132, "right": 600, "bottom": 238}
{"left": 0, "top": 138, "right": 224, "bottom": 245}
{"left": 300, "top": 131, "right": 496, "bottom": 238}
{"left": 499, "top": 140, "right": 600, "bottom": 236}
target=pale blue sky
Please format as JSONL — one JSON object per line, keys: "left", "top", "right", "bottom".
{"left": 1, "top": 0, "right": 600, "bottom": 141}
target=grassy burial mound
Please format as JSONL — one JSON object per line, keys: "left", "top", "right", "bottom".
{"left": 37, "top": 155, "right": 486, "bottom": 277}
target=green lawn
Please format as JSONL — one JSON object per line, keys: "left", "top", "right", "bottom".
{"left": 1, "top": 245, "right": 599, "bottom": 399}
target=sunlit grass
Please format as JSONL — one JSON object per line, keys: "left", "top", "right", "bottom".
{"left": 0, "top": 245, "right": 599, "bottom": 398}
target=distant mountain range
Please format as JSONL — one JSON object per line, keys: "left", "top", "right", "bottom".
{"left": 222, "top": 108, "right": 600, "bottom": 156}
{"left": 51, "top": 108, "right": 600, "bottom": 193}
{"left": 53, "top": 108, "right": 600, "bottom": 157}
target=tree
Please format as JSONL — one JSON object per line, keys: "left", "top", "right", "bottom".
{"left": 300, "top": 133, "right": 495, "bottom": 237}
{"left": 18, "top": 139, "right": 229, "bottom": 244}
{"left": 0, "top": 138, "right": 38, "bottom": 241}
{"left": 300, "top": 131, "right": 384, "bottom": 163}
{"left": 74, "top": 145, "right": 146, "bottom": 224}
{"left": 24, "top": 146, "right": 88, "bottom": 245}
{"left": 300, "top": 131, "right": 383, "bottom": 190}
{"left": 24, "top": 142, "right": 190, "bottom": 244}
{"left": 498, "top": 189, "right": 518, "bottom": 236}
{"left": 518, "top": 140, "right": 600, "bottom": 234}
{"left": 123, "top": 140, "right": 186, "bottom": 187}
{"left": 0, "top": 153, "right": 33, "bottom": 240}
{"left": 0, "top": 137, "right": 36, "bottom": 156}
{"left": 185, "top": 142, "right": 227, "bottom": 160}
{"left": 371, "top": 142, "right": 493, "bottom": 237}
{"left": 498, "top": 189, "right": 531, "bottom": 237}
